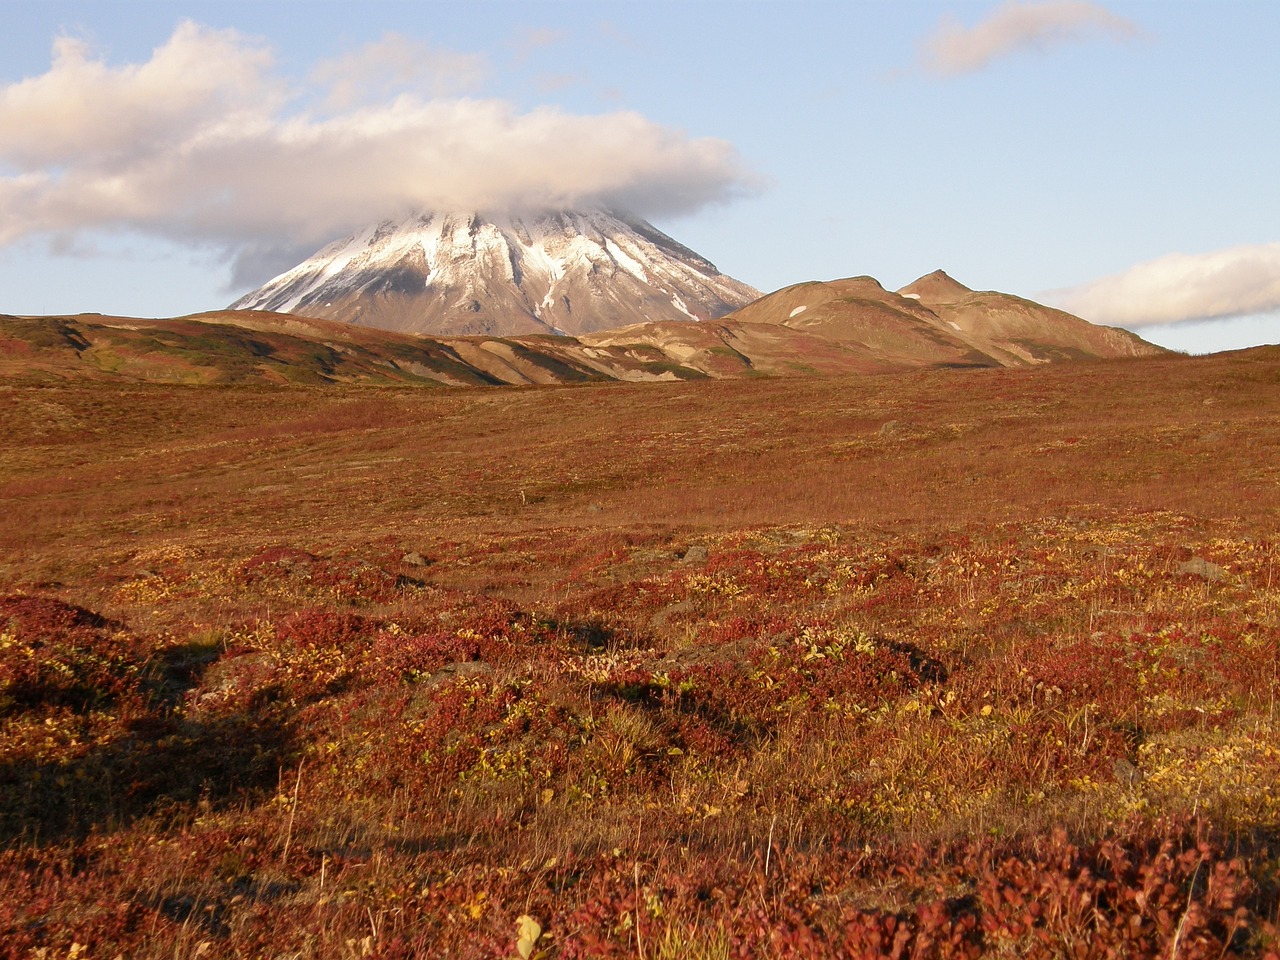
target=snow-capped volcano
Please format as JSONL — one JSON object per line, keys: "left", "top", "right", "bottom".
{"left": 230, "top": 210, "right": 760, "bottom": 337}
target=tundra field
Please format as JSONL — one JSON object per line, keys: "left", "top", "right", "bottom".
{"left": 2, "top": 348, "right": 1280, "bottom": 958}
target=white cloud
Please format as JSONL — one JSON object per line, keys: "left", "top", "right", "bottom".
{"left": 0, "top": 22, "right": 279, "bottom": 169}
{"left": 0, "top": 22, "right": 756, "bottom": 274}
{"left": 920, "top": 1, "right": 1140, "bottom": 75}
{"left": 1044, "top": 243, "right": 1280, "bottom": 326}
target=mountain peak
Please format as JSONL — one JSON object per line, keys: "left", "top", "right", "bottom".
{"left": 898, "top": 269, "right": 973, "bottom": 303}
{"left": 230, "top": 209, "right": 760, "bottom": 337}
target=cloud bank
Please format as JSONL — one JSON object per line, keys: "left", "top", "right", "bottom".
{"left": 920, "top": 1, "right": 1140, "bottom": 75}
{"left": 1046, "top": 243, "right": 1280, "bottom": 326}
{"left": 0, "top": 22, "right": 756, "bottom": 272}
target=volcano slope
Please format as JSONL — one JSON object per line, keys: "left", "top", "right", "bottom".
{"left": 2, "top": 348, "right": 1280, "bottom": 957}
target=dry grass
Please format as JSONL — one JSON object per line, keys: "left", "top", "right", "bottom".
{"left": 3, "top": 353, "right": 1277, "bottom": 577}
{"left": 2, "top": 350, "right": 1280, "bottom": 957}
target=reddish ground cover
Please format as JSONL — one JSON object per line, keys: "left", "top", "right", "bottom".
{"left": 2, "top": 350, "right": 1279, "bottom": 956}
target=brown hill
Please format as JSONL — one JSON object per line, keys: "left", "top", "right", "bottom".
{"left": 896, "top": 270, "right": 1161, "bottom": 363}
{"left": 897, "top": 268, "right": 973, "bottom": 302}
{"left": 728, "top": 272, "right": 1166, "bottom": 368}
{"left": 1, "top": 271, "right": 1167, "bottom": 388}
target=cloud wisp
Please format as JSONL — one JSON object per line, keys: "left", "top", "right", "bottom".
{"left": 920, "top": 1, "right": 1140, "bottom": 75}
{"left": 310, "top": 33, "right": 488, "bottom": 108}
{"left": 0, "top": 22, "right": 756, "bottom": 277}
{"left": 1045, "top": 243, "right": 1280, "bottom": 327}
{"left": 511, "top": 26, "right": 569, "bottom": 64}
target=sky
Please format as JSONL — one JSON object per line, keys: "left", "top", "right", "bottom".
{"left": 0, "top": 0, "right": 1276, "bottom": 355}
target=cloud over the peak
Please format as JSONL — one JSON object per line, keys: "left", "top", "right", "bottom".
{"left": 1045, "top": 243, "right": 1280, "bottom": 327}
{"left": 0, "top": 22, "right": 756, "bottom": 268}
{"left": 920, "top": 1, "right": 1140, "bottom": 75}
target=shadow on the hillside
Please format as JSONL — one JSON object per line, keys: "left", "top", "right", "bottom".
{"left": 147, "top": 877, "right": 301, "bottom": 939}
{"left": 0, "top": 639, "right": 294, "bottom": 848}
{"left": 882, "top": 639, "right": 949, "bottom": 683}
{"left": 597, "top": 674, "right": 764, "bottom": 747}
{"left": 543, "top": 616, "right": 629, "bottom": 653}
{"left": 0, "top": 708, "right": 293, "bottom": 847}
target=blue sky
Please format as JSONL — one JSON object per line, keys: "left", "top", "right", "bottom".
{"left": 1, "top": 0, "right": 1276, "bottom": 354}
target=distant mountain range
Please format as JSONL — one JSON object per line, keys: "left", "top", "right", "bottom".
{"left": 1, "top": 271, "right": 1164, "bottom": 387}
{"left": 4, "top": 208, "right": 1168, "bottom": 385}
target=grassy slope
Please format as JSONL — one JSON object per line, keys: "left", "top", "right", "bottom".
{"left": 1, "top": 350, "right": 1279, "bottom": 957}
{"left": 2, "top": 297, "right": 1170, "bottom": 391}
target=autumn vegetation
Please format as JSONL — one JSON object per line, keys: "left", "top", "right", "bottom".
{"left": 2, "top": 347, "right": 1279, "bottom": 957}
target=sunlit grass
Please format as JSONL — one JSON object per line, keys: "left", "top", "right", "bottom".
{"left": 2, "top": 352, "right": 1280, "bottom": 955}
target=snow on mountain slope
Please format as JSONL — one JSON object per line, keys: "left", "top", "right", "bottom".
{"left": 231, "top": 210, "right": 761, "bottom": 337}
